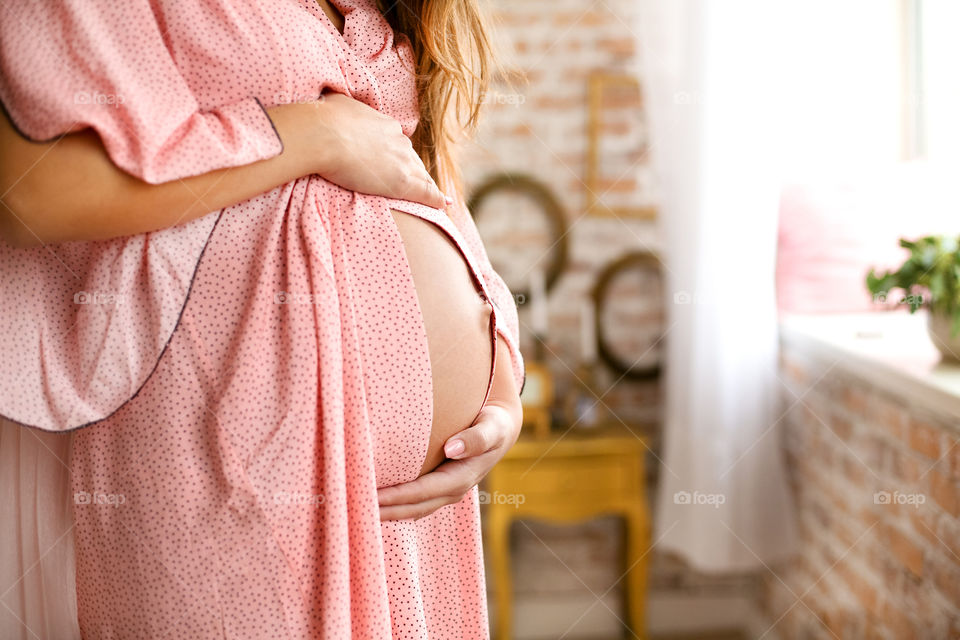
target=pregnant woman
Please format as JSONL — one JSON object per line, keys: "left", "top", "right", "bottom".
{"left": 0, "top": 0, "right": 524, "bottom": 638}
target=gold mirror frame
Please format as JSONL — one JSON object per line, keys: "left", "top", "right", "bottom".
{"left": 585, "top": 72, "right": 657, "bottom": 219}
{"left": 466, "top": 172, "right": 569, "bottom": 299}
{"left": 591, "top": 251, "right": 663, "bottom": 380}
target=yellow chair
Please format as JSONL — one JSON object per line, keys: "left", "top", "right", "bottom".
{"left": 483, "top": 423, "right": 652, "bottom": 640}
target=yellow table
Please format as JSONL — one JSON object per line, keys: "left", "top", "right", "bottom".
{"left": 483, "top": 424, "right": 652, "bottom": 640}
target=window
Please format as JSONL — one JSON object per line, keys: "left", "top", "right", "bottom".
{"left": 903, "top": 0, "right": 960, "bottom": 164}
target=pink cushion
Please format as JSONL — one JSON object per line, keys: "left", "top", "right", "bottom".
{"left": 776, "top": 164, "right": 953, "bottom": 314}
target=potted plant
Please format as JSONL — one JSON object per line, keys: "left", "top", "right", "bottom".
{"left": 866, "top": 235, "right": 960, "bottom": 362}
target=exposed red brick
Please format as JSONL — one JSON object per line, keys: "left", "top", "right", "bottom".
{"left": 929, "top": 470, "right": 960, "bottom": 518}
{"left": 853, "top": 434, "right": 886, "bottom": 475}
{"left": 868, "top": 552, "right": 905, "bottom": 594}
{"left": 596, "top": 37, "right": 636, "bottom": 57}
{"left": 947, "top": 437, "right": 960, "bottom": 481}
{"left": 865, "top": 620, "right": 887, "bottom": 640}
{"left": 491, "top": 11, "right": 539, "bottom": 27}
{"left": 858, "top": 506, "right": 883, "bottom": 530}
{"left": 931, "top": 559, "right": 960, "bottom": 611}
{"left": 884, "top": 524, "right": 924, "bottom": 578}
{"left": 552, "top": 10, "right": 611, "bottom": 27}
{"left": 909, "top": 507, "right": 941, "bottom": 547}
{"left": 532, "top": 95, "right": 582, "bottom": 110}
{"left": 599, "top": 121, "right": 631, "bottom": 135}
{"left": 837, "top": 562, "right": 878, "bottom": 615}
{"left": 843, "top": 455, "right": 868, "bottom": 488}
{"left": 822, "top": 607, "right": 854, "bottom": 638}
{"left": 829, "top": 413, "right": 854, "bottom": 441}
{"left": 888, "top": 448, "right": 922, "bottom": 483}
{"left": 877, "top": 598, "right": 918, "bottom": 639}
{"left": 781, "top": 353, "right": 809, "bottom": 386}
{"left": 506, "top": 123, "right": 534, "bottom": 137}
{"left": 937, "top": 516, "right": 960, "bottom": 560}
{"left": 841, "top": 386, "right": 870, "bottom": 413}
{"left": 908, "top": 418, "right": 943, "bottom": 459}
{"left": 599, "top": 87, "right": 642, "bottom": 110}
{"left": 871, "top": 398, "right": 906, "bottom": 442}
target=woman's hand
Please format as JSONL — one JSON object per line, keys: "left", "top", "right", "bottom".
{"left": 0, "top": 93, "right": 448, "bottom": 246}
{"left": 377, "top": 403, "right": 522, "bottom": 520}
{"left": 378, "top": 333, "right": 524, "bottom": 521}
{"left": 304, "top": 92, "right": 449, "bottom": 209}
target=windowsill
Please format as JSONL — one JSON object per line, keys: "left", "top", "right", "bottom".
{"left": 778, "top": 311, "right": 960, "bottom": 421}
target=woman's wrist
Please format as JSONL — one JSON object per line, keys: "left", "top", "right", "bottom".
{"left": 264, "top": 101, "right": 335, "bottom": 177}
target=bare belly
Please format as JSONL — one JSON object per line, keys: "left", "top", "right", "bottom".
{"left": 390, "top": 209, "right": 494, "bottom": 477}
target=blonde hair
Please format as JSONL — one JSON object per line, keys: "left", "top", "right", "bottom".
{"left": 378, "top": 0, "right": 503, "bottom": 203}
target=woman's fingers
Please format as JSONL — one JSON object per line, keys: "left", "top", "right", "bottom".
{"left": 378, "top": 466, "right": 479, "bottom": 521}
{"left": 379, "top": 458, "right": 478, "bottom": 507}
{"left": 378, "top": 453, "right": 498, "bottom": 520}
{"left": 444, "top": 405, "right": 516, "bottom": 460}
{"left": 379, "top": 496, "right": 453, "bottom": 521}
{"left": 399, "top": 165, "right": 447, "bottom": 210}
{"left": 311, "top": 92, "right": 452, "bottom": 209}
{"left": 377, "top": 406, "right": 518, "bottom": 520}
{"left": 410, "top": 152, "right": 451, "bottom": 209}
{"left": 443, "top": 419, "right": 500, "bottom": 460}
{"left": 420, "top": 175, "right": 449, "bottom": 210}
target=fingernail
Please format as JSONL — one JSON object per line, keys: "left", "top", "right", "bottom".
{"left": 445, "top": 439, "right": 465, "bottom": 458}
{"left": 444, "top": 194, "right": 454, "bottom": 206}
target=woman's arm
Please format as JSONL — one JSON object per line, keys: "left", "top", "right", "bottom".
{"left": 0, "top": 102, "right": 313, "bottom": 246}
{"left": 0, "top": 94, "right": 447, "bottom": 247}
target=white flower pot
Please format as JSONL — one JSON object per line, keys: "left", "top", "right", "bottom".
{"left": 926, "top": 311, "right": 960, "bottom": 362}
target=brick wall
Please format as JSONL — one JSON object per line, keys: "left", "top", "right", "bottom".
{"left": 462, "top": 0, "right": 660, "bottom": 427}
{"left": 466, "top": 1, "right": 663, "bottom": 631}
{"left": 761, "top": 342, "right": 960, "bottom": 638}
{"left": 469, "top": 2, "right": 757, "bottom": 634}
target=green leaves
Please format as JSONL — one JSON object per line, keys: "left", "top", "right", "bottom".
{"left": 865, "top": 235, "right": 960, "bottom": 334}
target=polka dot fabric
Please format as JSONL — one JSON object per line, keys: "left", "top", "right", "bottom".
{"left": 0, "top": 0, "right": 524, "bottom": 638}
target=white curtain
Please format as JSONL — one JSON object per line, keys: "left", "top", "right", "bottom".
{"left": 0, "top": 419, "right": 81, "bottom": 639}
{"left": 636, "top": 0, "right": 798, "bottom": 571}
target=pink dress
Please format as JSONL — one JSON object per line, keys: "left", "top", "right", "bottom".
{"left": 0, "top": 1, "right": 524, "bottom": 638}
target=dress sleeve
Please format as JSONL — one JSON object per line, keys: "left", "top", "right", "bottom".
{"left": 0, "top": 0, "right": 284, "bottom": 184}
{"left": 442, "top": 192, "right": 527, "bottom": 395}
{"left": 0, "top": 0, "right": 291, "bottom": 432}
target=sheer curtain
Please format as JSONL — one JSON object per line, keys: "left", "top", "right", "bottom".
{"left": 636, "top": 0, "right": 798, "bottom": 571}
{"left": 0, "top": 419, "right": 80, "bottom": 639}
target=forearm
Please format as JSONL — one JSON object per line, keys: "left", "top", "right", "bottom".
{"left": 0, "top": 102, "right": 322, "bottom": 247}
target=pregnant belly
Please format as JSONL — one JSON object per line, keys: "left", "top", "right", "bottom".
{"left": 390, "top": 209, "right": 494, "bottom": 477}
